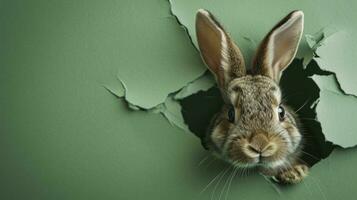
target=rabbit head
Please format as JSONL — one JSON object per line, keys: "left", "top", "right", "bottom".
{"left": 196, "top": 9, "right": 304, "bottom": 171}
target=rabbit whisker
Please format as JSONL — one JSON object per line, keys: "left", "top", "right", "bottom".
{"left": 300, "top": 150, "right": 320, "bottom": 160}
{"left": 219, "top": 167, "right": 236, "bottom": 200}
{"left": 198, "top": 154, "right": 210, "bottom": 166}
{"left": 225, "top": 167, "right": 238, "bottom": 200}
{"left": 211, "top": 166, "right": 231, "bottom": 200}
{"left": 200, "top": 166, "right": 228, "bottom": 194}
{"left": 294, "top": 98, "right": 311, "bottom": 113}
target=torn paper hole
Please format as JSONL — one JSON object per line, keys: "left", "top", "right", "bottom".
{"left": 105, "top": 75, "right": 191, "bottom": 132}
{"left": 180, "top": 59, "right": 333, "bottom": 166}
{"left": 174, "top": 71, "right": 215, "bottom": 100}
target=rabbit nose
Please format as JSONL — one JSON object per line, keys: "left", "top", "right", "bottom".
{"left": 245, "top": 134, "right": 278, "bottom": 158}
{"left": 247, "top": 143, "right": 277, "bottom": 158}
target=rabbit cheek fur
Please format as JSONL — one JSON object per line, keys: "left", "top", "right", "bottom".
{"left": 196, "top": 9, "right": 308, "bottom": 183}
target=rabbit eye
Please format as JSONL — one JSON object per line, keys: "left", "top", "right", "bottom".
{"left": 278, "top": 106, "right": 285, "bottom": 121}
{"left": 228, "top": 106, "right": 235, "bottom": 123}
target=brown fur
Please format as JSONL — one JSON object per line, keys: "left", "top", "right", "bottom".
{"left": 196, "top": 9, "right": 307, "bottom": 184}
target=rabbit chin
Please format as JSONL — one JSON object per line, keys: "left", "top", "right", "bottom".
{"left": 230, "top": 158, "right": 287, "bottom": 169}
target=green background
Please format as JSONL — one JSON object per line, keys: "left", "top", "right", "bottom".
{"left": 1, "top": 0, "right": 357, "bottom": 199}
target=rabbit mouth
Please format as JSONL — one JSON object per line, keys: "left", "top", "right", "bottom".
{"left": 257, "top": 159, "right": 287, "bottom": 169}
{"left": 225, "top": 135, "right": 290, "bottom": 169}
{"left": 226, "top": 143, "right": 289, "bottom": 169}
{"left": 229, "top": 157, "right": 287, "bottom": 169}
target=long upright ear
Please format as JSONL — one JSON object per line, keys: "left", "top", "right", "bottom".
{"left": 252, "top": 10, "right": 304, "bottom": 82}
{"left": 196, "top": 9, "right": 246, "bottom": 89}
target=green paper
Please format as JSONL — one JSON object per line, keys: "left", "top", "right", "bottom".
{"left": 112, "top": 0, "right": 206, "bottom": 109}
{"left": 170, "top": 0, "right": 357, "bottom": 68}
{"left": 315, "top": 31, "right": 357, "bottom": 96}
{"left": 1, "top": 0, "right": 357, "bottom": 199}
{"left": 312, "top": 75, "right": 357, "bottom": 148}
{"left": 174, "top": 71, "right": 215, "bottom": 100}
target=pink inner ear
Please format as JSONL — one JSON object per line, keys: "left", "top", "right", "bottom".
{"left": 252, "top": 11, "right": 304, "bottom": 81}
{"left": 195, "top": 9, "right": 246, "bottom": 88}
{"left": 196, "top": 10, "right": 225, "bottom": 86}
{"left": 269, "top": 12, "right": 304, "bottom": 72}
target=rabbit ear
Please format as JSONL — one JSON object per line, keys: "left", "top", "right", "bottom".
{"left": 196, "top": 9, "right": 246, "bottom": 89}
{"left": 252, "top": 11, "right": 304, "bottom": 82}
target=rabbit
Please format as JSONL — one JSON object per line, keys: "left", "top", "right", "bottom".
{"left": 196, "top": 9, "right": 308, "bottom": 184}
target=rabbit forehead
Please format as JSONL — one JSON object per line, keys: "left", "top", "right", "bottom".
{"left": 227, "top": 75, "right": 281, "bottom": 106}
